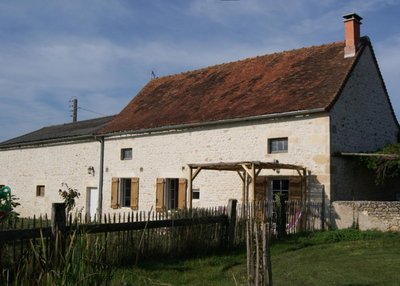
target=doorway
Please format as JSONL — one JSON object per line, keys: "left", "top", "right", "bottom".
{"left": 86, "top": 187, "right": 98, "bottom": 221}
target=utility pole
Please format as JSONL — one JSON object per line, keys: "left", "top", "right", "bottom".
{"left": 72, "top": 98, "right": 78, "bottom": 123}
{"left": 69, "top": 97, "right": 78, "bottom": 123}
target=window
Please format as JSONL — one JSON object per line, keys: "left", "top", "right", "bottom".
{"left": 36, "top": 185, "right": 45, "bottom": 197}
{"left": 156, "top": 178, "right": 187, "bottom": 211}
{"left": 121, "top": 148, "right": 132, "bottom": 160}
{"left": 271, "top": 179, "right": 289, "bottom": 201}
{"left": 192, "top": 188, "right": 200, "bottom": 200}
{"left": 120, "top": 178, "right": 132, "bottom": 207}
{"left": 166, "top": 179, "right": 179, "bottom": 210}
{"left": 270, "top": 177, "right": 302, "bottom": 201}
{"left": 111, "top": 177, "right": 139, "bottom": 209}
{"left": 268, "top": 137, "right": 288, "bottom": 153}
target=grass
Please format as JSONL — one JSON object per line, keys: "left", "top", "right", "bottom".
{"left": 111, "top": 229, "right": 400, "bottom": 286}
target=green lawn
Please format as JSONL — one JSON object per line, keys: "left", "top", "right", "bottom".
{"left": 111, "top": 229, "right": 400, "bottom": 286}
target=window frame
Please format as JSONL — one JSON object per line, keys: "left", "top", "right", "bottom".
{"left": 268, "top": 137, "right": 288, "bottom": 154}
{"left": 270, "top": 179, "right": 289, "bottom": 201}
{"left": 36, "top": 185, "right": 45, "bottom": 197}
{"left": 192, "top": 188, "right": 200, "bottom": 200}
{"left": 111, "top": 177, "right": 139, "bottom": 210}
{"left": 165, "top": 178, "right": 179, "bottom": 210}
{"left": 120, "top": 148, "right": 132, "bottom": 160}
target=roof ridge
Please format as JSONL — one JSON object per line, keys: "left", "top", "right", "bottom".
{"left": 151, "top": 40, "right": 346, "bottom": 82}
{"left": 100, "top": 38, "right": 357, "bottom": 135}
{"left": 41, "top": 115, "right": 116, "bottom": 129}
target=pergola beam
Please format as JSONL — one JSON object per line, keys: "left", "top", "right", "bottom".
{"left": 187, "top": 161, "right": 307, "bottom": 208}
{"left": 192, "top": 167, "right": 202, "bottom": 181}
{"left": 188, "top": 166, "right": 203, "bottom": 209}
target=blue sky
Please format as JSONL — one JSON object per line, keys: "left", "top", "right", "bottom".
{"left": 1, "top": 0, "right": 399, "bottom": 142}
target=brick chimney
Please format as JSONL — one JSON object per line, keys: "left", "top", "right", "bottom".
{"left": 343, "top": 13, "right": 362, "bottom": 58}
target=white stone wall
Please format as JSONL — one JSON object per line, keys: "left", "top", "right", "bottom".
{"left": 102, "top": 114, "right": 331, "bottom": 213}
{"left": 0, "top": 141, "right": 101, "bottom": 217}
{"left": 330, "top": 45, "right": 399, "bottom": 201}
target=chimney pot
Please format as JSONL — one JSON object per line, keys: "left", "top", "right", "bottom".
{"left": 343, "top": 13, "right": 362, "bottom": 58}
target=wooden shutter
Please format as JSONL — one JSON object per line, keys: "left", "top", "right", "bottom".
{"left": 178, "top": 178, "right": 187, "bottom": 209}
{"left": 255, "top": 176, "right": 267, "bottom": 202}
{"left": 289, "top": 176, "right": 302, "bottom": 201}
{"left": 130, "top": 177, "right": 139, "bottom": 210}
{"left": 111, "top": 177, "right": 119, "bottom": 209}
{"left": 156, "top": 178, "right": 165, "bottom": 212}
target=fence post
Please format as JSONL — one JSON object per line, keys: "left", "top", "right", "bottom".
{"left": 51, "top": 203, "right": 66, "bottom": 265}
{"left": 227, "top": 199, "right": 237, "bottom": 249}
{"left": 321, "top": 185, "right": 325, "bottom": 231}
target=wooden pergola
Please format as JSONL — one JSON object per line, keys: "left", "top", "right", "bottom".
{"left": 187, "top": 161, "right": 307, "bottom": 208}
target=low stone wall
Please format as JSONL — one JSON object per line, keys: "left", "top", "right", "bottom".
{"left": 333, "top": 201, "right": 400, "bottom": 232}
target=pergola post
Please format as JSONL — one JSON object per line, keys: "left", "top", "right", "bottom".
{"left": 188, "top": 166, "right": 202, "bottom": 209}
{"left": 188, "top": 167, "right": 193, "bottom": 209}
{"left": 251, "top": 163, "right": 256, "bottom": 203}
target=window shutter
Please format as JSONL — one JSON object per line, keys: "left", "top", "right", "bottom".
{"left": 178, "top": 178, "right": 187, "bottom": 209}
{"left": 156, "top": 178, "right": 165, "bottom": 212}
{"left": 255, "top": 176, "right": 267, "bottom": 202}
{"left": 130, "top": 177, "right": 139, "bottom": 210}
{"left": 289, "top": 176, "right": 302, "bottom": 201}
{"left": 111, "top": 177, "right": 119, "bottom": 209}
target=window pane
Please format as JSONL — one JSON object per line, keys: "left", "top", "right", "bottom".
{"left": 166, "top": 178, "right": 179, "bottom": 210}
{"left": 272, "top": 180, "right": 289, "bottom": 191}
{"left": 281, "top": 180, "right": 289, "bottom": 191}
{"left": 272, "top": 180, "right": 280, "bottom": 190}
{"left": 192, "top": 189, "right": 200, "bottom": 200}
{"left": 121, "top": 178, "right": 131, "bottom": 207}
{"left": 36, "top": 185, "right": 45, "bottom": 197}
{"left": 121, "top": 148, "right": 132, "bottom": 160}
{"left": 269, "top": 138, "right": 288, "bottom": 153}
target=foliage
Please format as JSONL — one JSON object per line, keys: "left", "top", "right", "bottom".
{"left": 7, "top": 231, "right": 113, "bottom": 286}
{"left": 59, "top": 183, "right": 80, "bottom": 213}
{"left": 0, "top": 185, "right": 20, "bottom": 227}
{"left": 362, "top": 143, "right": 400, "bottom": 184}
{"left": 274, "top": 193, "right": 287, "bottom": 239}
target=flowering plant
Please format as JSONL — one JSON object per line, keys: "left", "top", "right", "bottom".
{"left": 59, "top": 183, "right": 80, "bottom": 213}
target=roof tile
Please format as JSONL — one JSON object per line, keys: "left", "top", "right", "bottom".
{"left": 100, "top": 40, "right": 359, "bottom": 134}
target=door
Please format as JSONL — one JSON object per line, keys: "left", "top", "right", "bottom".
{"left": 87, "top": 187, "right": 98, "bottom": 221}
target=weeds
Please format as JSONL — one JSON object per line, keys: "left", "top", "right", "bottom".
{"left": 4, "top": 231, "right": 113, "bottom": 286}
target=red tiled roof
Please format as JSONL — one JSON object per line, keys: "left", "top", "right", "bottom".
{"left": 100, "top": 40, "right": 361, "bottom": 134}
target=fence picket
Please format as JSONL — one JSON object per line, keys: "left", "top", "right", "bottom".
{"left": 1, "top": 199, "right": 323, "bottom": 274}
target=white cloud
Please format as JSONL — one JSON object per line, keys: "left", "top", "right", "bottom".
{"left": 1, "top": 1, "right": 400, "bottom": 142}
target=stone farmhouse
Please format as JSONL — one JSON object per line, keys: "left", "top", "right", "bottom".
{"left": 0, "top": 14, "right": 398, "bottom": 227}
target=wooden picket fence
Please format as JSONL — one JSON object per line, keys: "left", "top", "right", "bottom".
{"left": 243, "top": 199, "right": 325, "bottom": 286}
{"left": 0, "top": 200, "right": 239, "bottom": 273}
{"left": 0, "top": 199, "right": 323, "bottom": 284}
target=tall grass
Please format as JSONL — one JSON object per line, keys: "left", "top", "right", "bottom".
{"left": 2, "top": 231, "right": 113, "bottom": 286}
